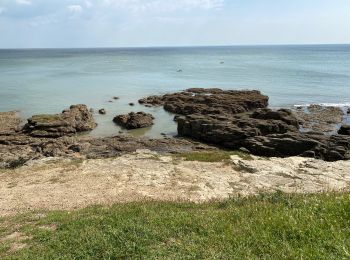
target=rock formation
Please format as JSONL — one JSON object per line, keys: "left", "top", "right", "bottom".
{"left": 139, "top": 88, "right": 269, "bottom": 115}
{"left": 23, "top": 104, "right": 96, "bottom": 138}
{"left": 140, "top": 88, "right": 350, "bottom": 161}
{"left": 113, "top": 112, "right": 154, "bottom": 129}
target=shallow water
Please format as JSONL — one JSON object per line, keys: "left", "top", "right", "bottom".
{"left": 1, "top": 45, "right": 350, "bottom": 137}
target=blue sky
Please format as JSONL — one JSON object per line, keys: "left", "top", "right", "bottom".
{"left": 0, "top": 0, "right": 350, "bottom": 48}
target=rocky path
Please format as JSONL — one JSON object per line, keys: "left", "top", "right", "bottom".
{"left": 0, "top": 150, "right": 349, "bottom": 216}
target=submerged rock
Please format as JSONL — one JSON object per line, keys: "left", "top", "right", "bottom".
{"left": 98, "top": 109, "right": 106, "bottom": 115}
{"left": 113, "top": 112, "right": 154, "bottom": 129}
{"left": 23, "top": 104, "right": 96, "bottom": 138}
{"left": 294, "top": 105, "right": 344, "bottom": 133}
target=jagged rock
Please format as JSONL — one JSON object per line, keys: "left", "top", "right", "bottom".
{"left": 177, "top": 109, "right": 299, "bottom": 147}
{"left": 139, "top": 88, "right": 269, "bottom": 116}
{"left": 23, "top": 104, "right": 96, "bottom": 138}
{"left": 251, "top": 108, "right": 299, "bottom": 128}
{"left": 99, "top": 109, "right": 106, "bottom": 115}
{"left": 113, "top": 112, "right": 154, "bottom": 129}
{"left": 338, "top": 125, "right": 350, "bottom": 135}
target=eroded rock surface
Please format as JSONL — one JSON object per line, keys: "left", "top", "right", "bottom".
{"left": 1, "top": 150, "right": 349, "bottom": 216}
{"left": 0, "top": 132, "right": 214, "bottom": 168}
{"left": 139, "top": 88, "right": 350, "bottom": 161}
{"left": 113, "top": 112, "right": 154, "bottom": 129}
{"left": 139, "top": 88, "right": 269, "bottom": 115}
{"left": 23, "top": 105, "right": 96, "bottom": 138}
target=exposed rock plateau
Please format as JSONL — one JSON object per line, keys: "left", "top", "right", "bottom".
{"left": 139, "top": 88, "right": 350, "bottom": 161}
{"left": 1, "top": 150, "right": 349, "bottom": 216}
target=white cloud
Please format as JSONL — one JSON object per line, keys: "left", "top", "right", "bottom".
{"left": 16, "top": 0, "right": 32, "bottom": 5}
{"left": 68, "top": 5, "right": 83, "bottom": 13}
{"left": 103, "top": 0, "right": 224, "bottom": 13}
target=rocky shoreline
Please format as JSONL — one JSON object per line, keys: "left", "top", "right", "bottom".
{"left": 1, "top": 88, "right": 350, "bottom": 168}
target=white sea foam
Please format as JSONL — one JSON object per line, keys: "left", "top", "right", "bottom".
{"left": 293, "top": 103, "right": 350, "bottom": 108}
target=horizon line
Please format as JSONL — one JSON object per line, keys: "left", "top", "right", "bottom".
{"left": 1, "top": 43, "right": 350, "bottom": 50}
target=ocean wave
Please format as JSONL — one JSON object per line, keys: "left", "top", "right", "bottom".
{"left": 293, "top": 103, "right": 350, "bottom": 108}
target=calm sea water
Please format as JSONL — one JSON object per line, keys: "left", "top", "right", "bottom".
{"left": 1, "top": 45, "right": 350, "bottom": 137}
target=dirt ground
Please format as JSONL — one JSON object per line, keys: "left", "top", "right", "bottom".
{"left": 0, "top": 150, "right": 349, "bottom": 216}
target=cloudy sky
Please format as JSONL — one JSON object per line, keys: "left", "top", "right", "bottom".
{"left": 0, "top": 0, "right": 350, "bottom": 48}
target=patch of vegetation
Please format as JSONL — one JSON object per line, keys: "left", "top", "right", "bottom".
{"left": 176, "top": 150, "right": 253, "bottom": 163}
{"left": 0, "top": 192, "right": 349, "bottom": 259}
{"left": 31, "top": 114, "right": 60, "bottom": 123}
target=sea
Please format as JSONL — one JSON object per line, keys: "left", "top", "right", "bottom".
{"left": 1, "top": 45, "right": 350, "bottom": 137}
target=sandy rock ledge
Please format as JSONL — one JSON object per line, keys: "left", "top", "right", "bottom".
{"left": 0, "top": 150, "right": 349, "bottom": 216}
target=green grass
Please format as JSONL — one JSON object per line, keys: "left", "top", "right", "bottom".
{"left": 1, "top": 192, "right": 349, "bottom": 259}
{"left": 176, "top": 150, "right": 253, "bottom": 163}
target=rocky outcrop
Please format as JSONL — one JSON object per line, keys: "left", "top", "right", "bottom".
{"left": 113, "top": 112, "right": 154, "bottom": 129}
{"left": 138, "top": 88, "right": 350, "bottom": 162}
{"left": 0, "top": 132, "right": 214, "bottom": 168}
{"left": 23, "top": 105, "right": 96, "bottom": 138}
{"left": 177, "top": 109, "right": 350, "bottom": 161}
{"left": 139, "top": 88, "right": 269, "bottom": 116}
{"left": 177, "top": 109, "right": 300, "bottom": 149}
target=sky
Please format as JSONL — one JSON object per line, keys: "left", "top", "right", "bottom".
{"left": 0, "top": 0, "right": 350, "bottom": 48}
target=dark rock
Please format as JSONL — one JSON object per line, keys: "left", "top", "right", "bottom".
{"left": 139, "top": 89, "right": 269, "bottom": 116}
{"left": 23, "top": 104, "right": 96, "bottom": 138}
{"left": 338, "top": 125, "right": 350, "bottom": 135}
{"left": 348, "top": 108, "right": 350, "bottom": 114}
{"left": 177, "top": 109, "right": 299, "bottom": 146}
{"left": 113, "top": 112, "right": 154, "bottom": 129}
{"left": 99, "top": 109, "right": 106, "bottom": 115}
{"left": 113, "top": 96, "right": 119, "bottom": 100}
{"left": 129, "top": 103, "right": 135, "bottom": 106}
{"left": 251, "top": 108, "right": 299, "bottom": 128}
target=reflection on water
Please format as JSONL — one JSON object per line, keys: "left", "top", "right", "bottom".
{"left": 89, "top": 102, "right": 177, "bottom": 138}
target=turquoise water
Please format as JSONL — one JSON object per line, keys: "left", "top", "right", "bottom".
{"left": 1, "top": 45, "right": 350, "bottom": 137}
